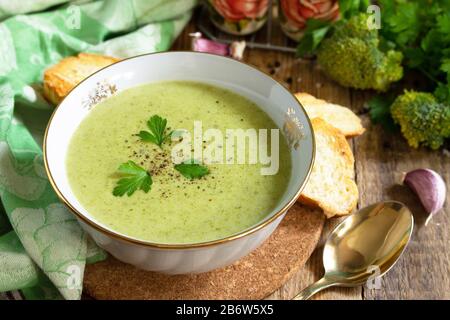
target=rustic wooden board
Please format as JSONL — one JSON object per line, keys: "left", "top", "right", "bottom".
{"left": 173, "top": 17, "right": 450, "bottom": 300}
{"left": 353, "top": 101, "right": 450, "bottom": 300}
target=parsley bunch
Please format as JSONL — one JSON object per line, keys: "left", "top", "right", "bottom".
{"left": 298, "top": 1, "right": 450, "bottom": 98}
{"left": 367, "top": 0, "right": 450, "bottom": 149}
{"left": 377, "top": 0, "right": 450, "bottom": 104}
{"left": 294, "top": 0, "right": 450, "bottom": 149}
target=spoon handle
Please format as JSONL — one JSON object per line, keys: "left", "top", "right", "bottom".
{"left": 293, "top": 277, "right": 335, "bottom": 300}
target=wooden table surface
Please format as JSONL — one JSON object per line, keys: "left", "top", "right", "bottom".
{"left": 173, "top": 15, "right": 450, "bottom": 300}
{"left": 3, "top": 11, "right": 447, "bottom": 302}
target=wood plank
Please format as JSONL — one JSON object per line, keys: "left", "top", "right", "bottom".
{"left": 352, "top": 89, "right": 450, "bottom": 299}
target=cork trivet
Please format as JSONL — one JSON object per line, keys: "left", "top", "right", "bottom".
{"left": 83, "top": 203, "right": 325, "bottom": 300}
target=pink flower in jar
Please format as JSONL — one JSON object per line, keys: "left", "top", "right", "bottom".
{"left": 211, "top": 0, "right": 269, "bottom": 22}
{"left": 280, "top": 0, "right": 340, "bottom": 29}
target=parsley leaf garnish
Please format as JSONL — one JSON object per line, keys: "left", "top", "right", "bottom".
{"left": 174, "top": 160, "right": 209, "bottom": 180}
{"left": 137, "top": 115, "right": 172, "bottom": 148}
{"left": 113, "top": 161, "right": 152, "bottom": 197}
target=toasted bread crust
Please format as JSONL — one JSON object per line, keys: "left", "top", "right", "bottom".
{"left": 295, "top": 92, "right": 365, "bottom": 137}
{"left": 299, "top": 118, "right": 358, "bottom": 217}
{"left": 43, "top": 53, "right": 119, "bottom": 105}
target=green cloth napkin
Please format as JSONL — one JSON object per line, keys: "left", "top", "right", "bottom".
{"left": 0, "top": 0, "right": 197, "bottom": 300}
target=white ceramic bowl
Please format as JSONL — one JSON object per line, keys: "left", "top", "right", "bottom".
{"left": 44, "top": 52, "right": 314, "bottom": 274}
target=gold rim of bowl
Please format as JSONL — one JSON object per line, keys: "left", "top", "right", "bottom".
{"left": 43, "top": 51, "right": 316, "bottom": 249}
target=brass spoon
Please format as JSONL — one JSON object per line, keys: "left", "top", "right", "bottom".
{"left": 294, "top": 201, "right": 414, "bottom": 300}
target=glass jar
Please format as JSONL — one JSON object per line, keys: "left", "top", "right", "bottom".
{"left": 279, "top": 0, "right": 340, "bottom": 41}
{"left": 206, "top": 0, "right": 270, "bottom": 36}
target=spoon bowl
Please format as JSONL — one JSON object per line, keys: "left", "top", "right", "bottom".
{"left": 294, "top": 201, "right": 414, "bottom": 299}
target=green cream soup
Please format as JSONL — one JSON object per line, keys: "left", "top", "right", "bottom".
{"left": 67, "top": 81, "right": 291, "bottom": 243}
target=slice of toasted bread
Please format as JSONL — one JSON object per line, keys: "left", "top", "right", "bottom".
{"left": 295, "top": 92, "right": 365, "bottom": 137}
{"left": 43, "top": 53, "right": 119, "bottom": 105}
{"left": 299, "top": 118, "right": 358, "bottom": 218}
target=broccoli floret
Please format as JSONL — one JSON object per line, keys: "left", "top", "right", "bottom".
{"left": 391, "top": 91, "right": 450, "bottom": 150}
{"left": 317, "top": 14, "right": 403, "bottom": 91}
